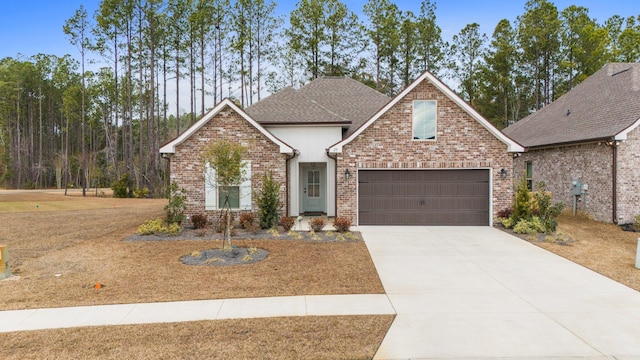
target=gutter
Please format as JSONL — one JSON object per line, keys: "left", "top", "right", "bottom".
{"left": 610, "top": 140, "right": 618, "bottom": 224}
{"left": 285, "top": 150, "right": 300, "bottom": 216}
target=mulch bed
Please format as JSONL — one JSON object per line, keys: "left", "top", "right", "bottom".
{"left": 180, "top": 247, "right": 270, "bottom": 266}
{"left": 126, "top": 227, "right": 363, "bottom": 242}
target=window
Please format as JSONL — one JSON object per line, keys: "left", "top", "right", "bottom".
{"left": 205, "top": 161, "right": 251, "bottom": 210}
{"left": 413, "top": 100, "right": 437, "bottom": 140}
{"left": 525, "top": 162, "right": 533, "bottom": 191}
{"left": 218, "top": 186, "right": 240, "bottom": 209}
{"left": 307, "top": 170, "right": 320, "bottom": 198}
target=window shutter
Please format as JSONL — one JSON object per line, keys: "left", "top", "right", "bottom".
{"left": 240, "top": 161, "right": 252, "bottom": 210}
{"left": 205, "top": 163, "right": 217, "bottom": 210}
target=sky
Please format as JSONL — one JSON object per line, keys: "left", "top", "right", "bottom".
{"left": 0, "top": 0, "right": 638, "bottom": 62}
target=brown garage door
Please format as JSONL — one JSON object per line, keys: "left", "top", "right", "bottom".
{"left": 358, "top": 170, "right": 490, "bottom": 225}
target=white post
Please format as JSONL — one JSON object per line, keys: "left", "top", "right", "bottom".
{"left": 636, "top": 238, "right": 640, "bottom": 270}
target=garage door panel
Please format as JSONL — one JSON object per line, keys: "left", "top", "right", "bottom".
{"left": 358, "top": 170, "right": 489, "bottom": 226}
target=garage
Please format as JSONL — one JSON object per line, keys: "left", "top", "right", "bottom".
{"left": 358, "top": 169, "right": 490, "bottom": 226}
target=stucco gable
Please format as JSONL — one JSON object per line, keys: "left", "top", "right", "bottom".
{"left": 328, "top": 71, "right": 524, "bottom": 154}
{"left": 159, "top": 98, "right": 295, "bottom": 155}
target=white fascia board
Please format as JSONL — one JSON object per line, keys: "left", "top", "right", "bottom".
{"left": 159, "top": 98, "right": 295, "bottom": 155}
{"left": 328, "top": 71, "right": 525, "bottom": 154}
{"left": 614, "top": 116, "right": 640, "bottom": 141}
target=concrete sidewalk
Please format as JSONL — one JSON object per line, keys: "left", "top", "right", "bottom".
{"left": 361, "top": 226, "right": 640, "bottom": 360}
{"left": 0, "top": 294, "right": 394, "bottom": 332}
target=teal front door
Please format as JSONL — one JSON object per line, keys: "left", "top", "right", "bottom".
{"left": 302, "top": 167, "right": 323, "bottom": 213}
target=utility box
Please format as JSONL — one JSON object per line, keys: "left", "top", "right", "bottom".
{"left": 0, "top": 245, "right": 10, "bottom": 280}
{"left": 572, "top": 179, "right": 582, "bottom": 196}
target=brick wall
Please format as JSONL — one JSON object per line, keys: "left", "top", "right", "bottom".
{"left": 168, "top": 105, "right": 288, "bottom": 223}
{"left": 617, "top": 127, "right": 640, "bottom": 224}
{"left": 513, "top": 142, "right": 614, "bottom": 223}
{"left": 337, "top": 80, "right": 514, "bottom": 225}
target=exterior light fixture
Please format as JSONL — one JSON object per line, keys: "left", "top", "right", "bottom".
{"left": 344, "top": 169, "right": 350, "bottom": 180}
{"left": 500, "top": 168, "right": 508, "bottom": 179}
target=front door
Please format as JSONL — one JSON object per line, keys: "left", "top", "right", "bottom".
{"left": 302, "top": 166, "right": 323, "bottom": 213}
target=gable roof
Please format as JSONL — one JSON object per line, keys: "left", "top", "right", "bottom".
{"left": 328, "top": 70, "right": 524, "bottom": 153}
{"left": 245, "top": 77, "right": 391, "bottom": 133}
{"left": 159, "top": 98, "right": 295, "bottom": 155}
{"left": 503, "top": 63, "right": 640, "bottom": 149}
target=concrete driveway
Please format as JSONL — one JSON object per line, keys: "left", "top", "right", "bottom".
{"left": 360, "top": 226, "right": 640, "bottom": 360}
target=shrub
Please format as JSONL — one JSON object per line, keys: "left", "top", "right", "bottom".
{"left": 533, "top": 182, "right": 565, "bottom": 233}
{"left": 137, "top": 218, "right": 182, "bottom": 236}
{"left": 111, "top": 173, "right": 133, "bottom": 198}
{"left": 165, "top": 182, "right": 187, "bottom": 225}
{"left": 278, "top": 216, "right": 296, "bottom": 231}
{"left": 308, "top": 217, "right": 326, "bottom": 232}
{"left": 133, "top": 187, "right": 149, "bottom": 198}
{"left": 137, "top": 219, "right": 164, "bottom": 235}
{"left": 191, "top": 214, "right": 208, "bottom": 229}
{"left": 255, "top": 171, "right": 282, "bottom": 229}
{"left": 499, "top": 216, "right": 515, "bottom": 229}
{"left": 497, "top": 207, "right": 512, "bottom": 219}
{"left": 239, "top": 212, "right": 257, "bottom": 229}
{"left": 246, "top": 221, "right": 261, "bottom": 234}
{"left": 513, "top": 219, "right": 536, "bottom": 234}
{"left": 332, "top": 217, "right": 352, "bottom": 232}
{"left": 512, "top": 173, "right": 531, "bottom": 222}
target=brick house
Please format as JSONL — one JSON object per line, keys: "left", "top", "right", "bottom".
{"left": 503, "top": 63, "right": 640, "bottom": 224}
{"left": 160, "top": 71, "right": 523, "bottom": 226}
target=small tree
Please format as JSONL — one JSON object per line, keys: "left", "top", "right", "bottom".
{"left": 255, "top": 171, "right": 282, "bottom": 229}
{"left": 512, "top": 171, "right": 531, "bottom": 222}
{"left": 165, "top": 181, "right": 186, "bottom": 225}
{"left": 202, "top": 141, "right": 248, "bottom": 248}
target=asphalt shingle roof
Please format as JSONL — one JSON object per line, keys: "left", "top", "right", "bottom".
{"left": 245, "top": 77, "right": 391, "bottom": 134}
{"left": 503, "top": 63, "right": 640, "bottom": 148}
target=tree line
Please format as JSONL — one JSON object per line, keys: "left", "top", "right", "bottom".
{"left": 0, "top": 0, "right": 638, "bottom": 194}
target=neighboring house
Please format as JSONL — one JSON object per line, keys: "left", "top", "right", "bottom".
{"left": 160, "top": 71, "right": 523, "bottom": 226}
{"left": 503, "top": 63, "right": 640, "bottom": 224}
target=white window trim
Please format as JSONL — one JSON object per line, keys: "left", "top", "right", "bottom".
{"left": 205, "top": 161, "right": 252, "bottom": 211}
{"left": 412, "top": 100, "right": 437, "bottom": 141}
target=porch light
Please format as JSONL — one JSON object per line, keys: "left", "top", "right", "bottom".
{"left": 344, "top": 169, "right": 351, "bottom": 180}
{"left": 500, "top": 168, "right": 508, "bottom": 179}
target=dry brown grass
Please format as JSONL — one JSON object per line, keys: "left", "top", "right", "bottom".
{"left": 1, "top": 315, "right": 395, "bottom": 359}
{"left": 530, "top": 214, "right": 640, "bottom": 291}
{"left": 0, "top": 191, "right": 384, "bottom": 310}
{"left": 0, "top": 191, "right": 392, "bottom": 358}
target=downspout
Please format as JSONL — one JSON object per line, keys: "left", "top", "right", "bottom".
{"left": 160, "top": 153, "right": 170, "bottom": 187}
{"left": 285, "top": 150, "right": 300, "bottom": 217}
{"left": 611, "top": 140, "right": 618, "bottom": 224}
{"left": 326, "top": 149, "right": 338, "bottom": 218}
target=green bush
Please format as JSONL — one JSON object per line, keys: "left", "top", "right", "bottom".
{"left": 499, "top": 216, "right": 515, "bottom": 229}
{"left": 512, "top": 173, "right": 531, "bottom": 222}
{"left": 513, "top": 219, "right": 536, "bottom": 234}
{"left": 506, "top": 178, "right": 564, "bottom": 234}
{"left": 532, "top": 182, "right": 564, "bottom": 233}
{"left": 111, "top": 173, "right": 134, "bottom": 198}
{"left": 133, "top": 187, "right": 149, "bottom": 198}
{"left": 137, "top": 218, "right": 182, "bottom": 236}
{"left": 255, "top": 171, "right": 282, "bottom": 229}
{"left": 165, "top": 182, "right": 187, "bottom": 225}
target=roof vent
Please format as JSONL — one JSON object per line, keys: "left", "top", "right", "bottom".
{"left": 611, "top": 68, "right": 631, "bottom": 77}
{"left": 566, "top": 109, "right": 571, "bottom": 116}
